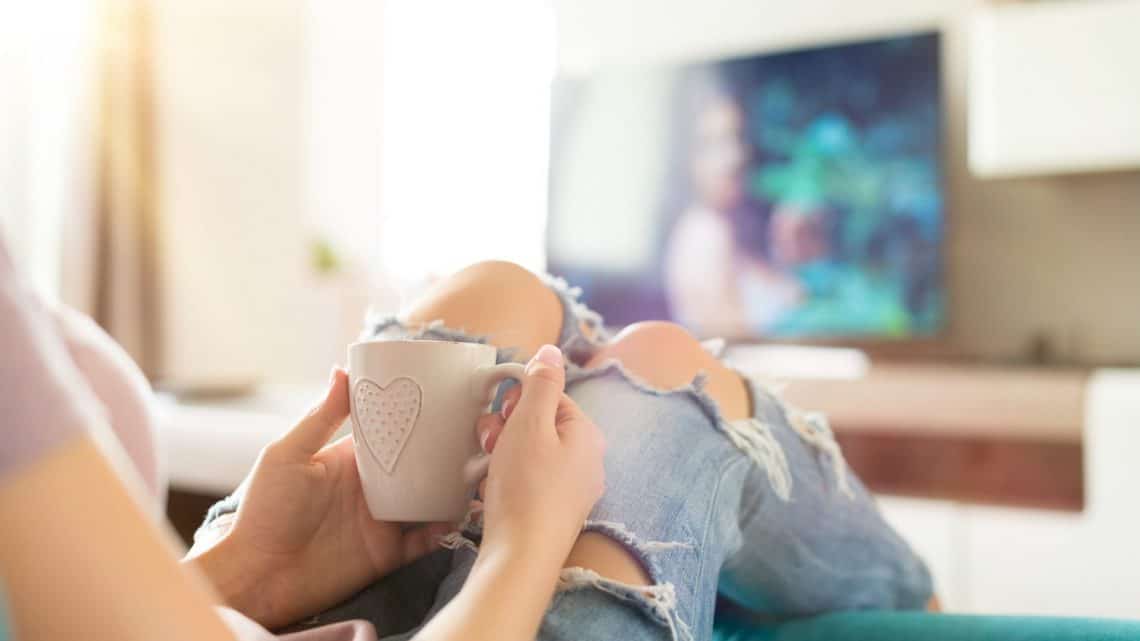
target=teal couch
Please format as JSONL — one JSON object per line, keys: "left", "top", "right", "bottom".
{"left": 715, "top": 611, "right": 1140, "bottom": 641}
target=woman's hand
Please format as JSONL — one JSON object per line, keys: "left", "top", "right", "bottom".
{"left": 414, "top": 345, "right": 605, "bottom": 641}
{"left": 189, "top": 369, "right": 452, "bottom": 629}
{"left": 474, "top": 344, "right": 606, "bottom": 571}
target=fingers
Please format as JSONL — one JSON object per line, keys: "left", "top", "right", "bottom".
{"left": 476, "top": 412, "right": 505, "bottom": 454}
{"left": 553, "top": 393, "right": 587, "bottom": 435}
{"left": 510, "top": 344, "right": 565, "bottom": 430}
{"left": 398, "top": 521, "right": 456, "bottom": 564}
{"left": 276, "top": 368, "right": 350, "bottom": 459}
{"left": 483, "top": 385, "right": 584, "bottom": 451}
{"left": 499, "top": 384, "right": 522, "bottom": 420}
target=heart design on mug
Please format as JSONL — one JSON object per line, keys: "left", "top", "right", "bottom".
{"left": 352, "top": 377, "right": 423, "bottom": 474}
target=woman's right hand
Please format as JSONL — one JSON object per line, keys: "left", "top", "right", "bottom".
{"left": 474, "top": 344, "right": 605, "bottom": 569}
{"left": 416, "top": 347, "right": 602, "bottom": 641}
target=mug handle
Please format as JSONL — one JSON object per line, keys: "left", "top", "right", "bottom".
{"left": 470, "top": 362, "right": 527, "bottom": 403}
{"left": 464, "top": 362, "right": 526, "bottom": 485}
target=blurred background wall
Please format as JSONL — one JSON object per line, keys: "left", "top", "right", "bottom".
{"left": 2, "top": 0, "right": 554, "bottom": 388}
{"left": 557, "top": 0, "right": 1140, "bottom": 366}
{"left": 150, "top": 0, "right": 310, "bottom": 389}
{"left": 3, "top": 0, "right": 1138, "bottom": 389}
{"left": 0, "top": 1, "right": 98, "bottom": 298}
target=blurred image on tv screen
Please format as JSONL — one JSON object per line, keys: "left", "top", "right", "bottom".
{"left": 547, "top": 32, "right": 944, "bottom": 340}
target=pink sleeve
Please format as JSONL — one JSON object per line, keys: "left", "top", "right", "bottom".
{"left": 0, "top": 236, "right": 162, "bottom": 510}
{"left": 0, "top": 239, "right": 107, "bottom": 480}
{"left": 53, "top": 305, "right": 164, "bottom": 505}
{"left": 1, "top": 237, "right": 373, "bottom": 639}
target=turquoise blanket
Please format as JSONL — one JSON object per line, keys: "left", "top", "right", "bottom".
{"left": 715, "top": 611, "right": 1140, "bottom": 641}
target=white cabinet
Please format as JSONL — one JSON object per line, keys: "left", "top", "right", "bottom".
{"left": 882, "top": 371, "right": 1140, "bottom": 617}
{"left": 970, "top": 0, "right": 1140, "bottom": 176}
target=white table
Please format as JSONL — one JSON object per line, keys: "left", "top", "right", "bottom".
{"left": 157, "top": 384, "right": 335, "bottom": 495}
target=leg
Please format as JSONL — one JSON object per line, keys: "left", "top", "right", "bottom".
{"left": 580, "top": 323, "right": 935, "bottom": 617}
{"left": 581, "top": 324, "right": 940, "bottom": 613}
{"left": 374, "top": 264, "right": 931, "bottom": 638}
{"left": 396, "top": 268, "right": 717, "bottom": 589}
{"left": 397, "top": 260, "right": 564, "bottom": 360}
{"left": 566, "top": 321, "right": 751, "bottom": 587}
{"left": 400, "top": 265, "right": 748, "bottom": 420}
{"left": 584, "top": 321, "right": 750, "bottom": 421}
{"left": 392, "top": 272, "right": 761, "bottom": 636}
{"left": 399, "top": 270, "right": 750, "bottom": 586}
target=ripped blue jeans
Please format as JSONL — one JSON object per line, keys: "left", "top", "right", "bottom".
{"left": 198, "top": 276, "right": 932, "bottom": 640}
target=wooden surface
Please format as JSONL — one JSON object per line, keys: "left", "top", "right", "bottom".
{"left": 768, "top": 363, "right": 1089, "bottom": 510}
{"left": 776, "top": 363, "right": 1088, "bottom": 443}
{"left": 167, "top": 489, "right": 220, "bottom": 546}
{"left": 838, "top": 432, "right": 1084, "bottom": 511}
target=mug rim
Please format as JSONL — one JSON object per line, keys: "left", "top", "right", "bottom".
{"left": 348, "top": 338, "right": 497, "bottom": 356}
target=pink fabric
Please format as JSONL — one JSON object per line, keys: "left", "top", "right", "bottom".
{"left": 53, "top": 304, "right": 164, "bottom": 506}
{"left": 0, "top": 237, "right": 378, "bottom": 640}
{"left": 0, "top": 241, "right": 105, "bottom": 479}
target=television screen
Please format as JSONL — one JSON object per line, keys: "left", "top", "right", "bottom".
{"left": 547, "top": 32, "right": 944, "bottom": 340}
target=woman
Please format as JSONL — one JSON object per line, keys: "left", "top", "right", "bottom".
{"left": 663, "top": 90, "right": 803, "bottom": 338}
{"left": 0, "top": 244, "right": 932, "bottom": 640}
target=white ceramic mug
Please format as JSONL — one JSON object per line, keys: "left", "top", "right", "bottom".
{"left": 348, "top": 339, "right": 524, "bottom": 522}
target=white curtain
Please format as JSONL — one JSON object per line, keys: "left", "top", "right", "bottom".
{"left": 0, "top": 1, "right": 98, "bottom": 300}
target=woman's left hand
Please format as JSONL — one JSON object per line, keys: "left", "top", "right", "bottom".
{"left": 188, "top": 368, "right": 453, "bottom": 628}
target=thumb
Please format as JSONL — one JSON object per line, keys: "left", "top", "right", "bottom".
{"left": 277, "top": 367, "right": 350, "bottom": 458}
{"left": 510, "top": 344, "right": 565, "bottom": 429}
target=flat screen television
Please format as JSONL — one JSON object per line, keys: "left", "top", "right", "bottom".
{"left": 547, "top": 32, "right": 944, "bottom": 341}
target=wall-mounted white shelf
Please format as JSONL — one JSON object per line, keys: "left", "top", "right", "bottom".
{"left": 969, "top": 0, "right": 1140, "bottom": 177}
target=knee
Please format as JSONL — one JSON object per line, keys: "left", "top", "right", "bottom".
{"left": 461, "top": 260, "right": 535, "bottom": 284}
{"left": 586, "top": 321, "right": 751, "bottom": 419}
{"left": 613, "top": 321, "right": 700, "bottom": 353}
{"left": 400, "top": 260, "right": 563, "bottom": 357}
{"left": 587, "top": 321, "right": 709, "bottom": 390}
{"left": 404, "top": 260, "right": 550, "bottom": 315}
{"left": 447, "top": 260, "right": 545, "bottom": 303}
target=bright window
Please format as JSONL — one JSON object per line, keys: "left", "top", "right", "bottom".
{"left": 377, "top": 0, "right": 555, "bottom": 286}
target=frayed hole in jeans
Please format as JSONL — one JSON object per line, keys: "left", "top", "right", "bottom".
{"left": 566, "top": 359, "right": 797, "bottom": 501}
{"left": 557, "top": 520, "right": 697, "bottom": 641}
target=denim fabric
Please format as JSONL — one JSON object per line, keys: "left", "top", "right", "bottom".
{"left": 199, "top": 274, "right": 931, "bottom": 641}
{"left": 366, "top": 277, "right": 930, "bottom": 641}
{"left": 717, "top": 379, "right": 933, "bottom": 616}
